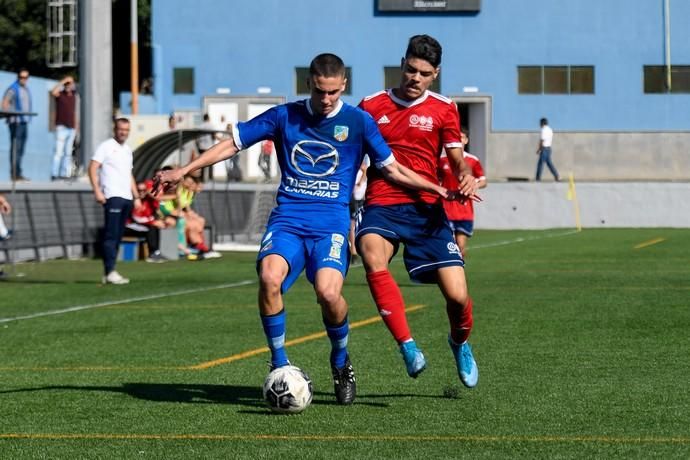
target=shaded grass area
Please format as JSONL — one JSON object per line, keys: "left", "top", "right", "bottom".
{"left": 0, "top": 229, "right": 689, "bottom": 458}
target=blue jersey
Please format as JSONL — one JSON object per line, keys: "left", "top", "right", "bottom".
{"left": 235, "top": 99, "right": 393, "bottom": 235}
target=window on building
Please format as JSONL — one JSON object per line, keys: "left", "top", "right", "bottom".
{"left": 544, "top": 66, "right": 568, "bottom": 94}
{"left": 384, "top": 66, "right": 441, "bottom": 93}
{"left": 173, "top": 67, "right": 194, "bottom": 94}
{"left": 570, "top": 66, "right": 595, "bottom": 93}
{"left": 644, "top": 65, "right": 690, "bottom": 93}
{"left": 517, "top": 66, "right": 541, "bottom": 94}
{"left": 295, "top": 67, "right": 352, "bottom": 95}
{"left": 518, "top": 66, "right": 594, "bottom": 94}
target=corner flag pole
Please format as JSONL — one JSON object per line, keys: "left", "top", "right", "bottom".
{"left": 566, "top": 172, "right": 582, "bottom": 232}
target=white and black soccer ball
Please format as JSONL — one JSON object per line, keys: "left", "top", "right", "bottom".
{"left": 262, "top": 365, "right": 313, "bottom": 414}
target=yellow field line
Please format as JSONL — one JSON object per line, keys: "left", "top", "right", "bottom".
{"left": 0, "top": 432, "right": 688, "bottom": 444}
{"left": 189, "top": 304, "right": 427, "bottom": 369}
{"left": 634, "top": 237, "right": 665, "bottom": 249}
{"left": 0, "top": 305, "right": 427, "bottom": 372}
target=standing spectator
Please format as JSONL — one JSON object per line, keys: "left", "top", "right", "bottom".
{"left": 439, "top": 131, "right": 487, "bottom": 256}
{"left": 2, "top": 69, "right": 32, "bottom": 181}
{"left": 536, "top": 117, "right": 560, "bottom": 182}
{"left": 258, "top": 139, "right": 273, "bottom": 182}
{"left": 357, "top": 35, "right": 480, "bottom": 387}
{"left": 51, "top": 75, "right": 79, "bottom": 181}
{"left": 155, "top": 53, "right": 446, "bottom": 405}
{"left": 88, "top": 118, "right": 140, "bottom": 285}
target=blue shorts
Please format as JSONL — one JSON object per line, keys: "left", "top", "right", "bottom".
{"left": 257, "top": 227, "right": 350, "bottom": 293}
{"left": 448, "top": 219, "right": 474, "bottom": 237}
{"left": 355, "top": 203, "right": 464, "bottom": 284}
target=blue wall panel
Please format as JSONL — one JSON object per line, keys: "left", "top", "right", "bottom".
{"left": 152, "top": 0, "right": 690, "bottom": 131}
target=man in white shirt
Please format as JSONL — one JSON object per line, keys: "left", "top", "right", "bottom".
{"left": 535, "top": 117, "right": 560, "bottom": 182}
{"left": 88, "top": 118, "right": 140, "bottom": 284}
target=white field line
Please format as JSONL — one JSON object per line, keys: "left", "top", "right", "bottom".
{"left": 1, "top": 230, "right": 579, "bottom": 325}
{"left": 468, "top": 229, "right": 580, "bottom": 251}
{"left": 0, "top": 280, "right": 255, "bottom": 324}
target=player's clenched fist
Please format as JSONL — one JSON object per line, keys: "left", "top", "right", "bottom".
{"left": 153, "top": 168, "right": 183, "bottom": 196}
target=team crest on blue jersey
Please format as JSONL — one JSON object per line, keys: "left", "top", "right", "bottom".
{"left": 333, "top": 125, "right": 349, "bottom": 142}
{"left": 328, "top": 233, "right": 345, "bottom": 261}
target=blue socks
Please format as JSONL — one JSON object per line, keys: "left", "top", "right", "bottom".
{"left": 261, "top": 310, "right": 350, "bottom": 370}
{"left": 260, "top": 309, "right": 289, "bottom": 368}
{"left": 325, "top": 317, "right": 350, "bottom": 369}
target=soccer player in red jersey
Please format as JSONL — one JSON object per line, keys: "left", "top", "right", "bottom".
{"left": 356, "top": 35, "right": 480, "bottom": 387}
{"left": 439, "top": 131, "right": 487, "bottom": 256}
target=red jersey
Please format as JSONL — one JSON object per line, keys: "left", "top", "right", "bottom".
{"left": 129, "top": 195, "right": 159, "bottom": 226}
{"left": 438, "top": 151, "right": 485, "bottom": 221}
{"left": 359, "top": 89, "right": 462, "bottom": 206}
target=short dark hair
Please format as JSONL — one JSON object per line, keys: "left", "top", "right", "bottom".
{"left": 405, "top": 35, "right": 442, "bottom": 68}
{"left": 309, "top": 53, "right": 346, "bottom": 79}
{"left": 115, "top": 117, "right": 130, "bottom": 125}
{"left": 540, "top": 117, "right": 548, "bottom": 126}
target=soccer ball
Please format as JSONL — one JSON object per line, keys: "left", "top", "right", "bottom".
{"left": 262, "top": 365, "right": 313, "bottom": 414}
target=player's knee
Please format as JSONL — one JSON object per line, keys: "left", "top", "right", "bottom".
{"left": 448, "top": 291, "right": 470, "bottom": 310}
{"left": 315, "top": 285, "right": 341, "bottom": 308}
{"left": 258, "top": 268, "right": 283, "bottom": 294}
{"left": 358, "top": 248, "right": 388, "bottom": 271}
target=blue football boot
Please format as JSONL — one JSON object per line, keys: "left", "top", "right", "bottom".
{"left": 448, "top": 335, "right": 478, "bottom": 388}
{"left": 399, "top": 340, "right": 427, "bottom": 378}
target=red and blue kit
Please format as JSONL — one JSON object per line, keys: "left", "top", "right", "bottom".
{"left": 359, "top": 89, "right": 462, "bottom": 206}
{"left": 439, "top": 151, "right": 485, "bottom": 221}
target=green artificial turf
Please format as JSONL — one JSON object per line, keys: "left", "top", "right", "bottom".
{"left": 0, "top": 229, "right": 688, "bottom": 459}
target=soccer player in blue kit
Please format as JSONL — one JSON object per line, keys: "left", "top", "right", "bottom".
{"left": 155, "top": 53, "right": 449, "bottom": 405}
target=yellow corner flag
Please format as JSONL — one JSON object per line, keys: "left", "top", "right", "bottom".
{"left": 567, "top": 173, "right": 582, "bottom": 231}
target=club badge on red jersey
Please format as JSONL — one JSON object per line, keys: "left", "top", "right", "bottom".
{"left": 409, "top": 114, "right": 434, "bottom": 132}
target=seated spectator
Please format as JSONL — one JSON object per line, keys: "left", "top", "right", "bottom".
{"left": 158, "top": 174, "right": 220, "bottom": 260}
{"left": 0, "top": 194, "right": 12, "bottom": 280}
{"left": 180, "top": 177, "right": 222, "bottom": 259}
{"left": 0, "top": 193, "right": 12, "bottom": 242}
{"left": 125, "top": 180, "right": 168, "bottom": 263}
{"left": 158, "top": 172, "right": 197, "bottom": 260}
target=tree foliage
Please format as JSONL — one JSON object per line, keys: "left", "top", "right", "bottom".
{"left": 0, "top": 0, "right": 152, "bottom": 87}
{"left": 0, "top": 0, "right": 58, "bottom": 78}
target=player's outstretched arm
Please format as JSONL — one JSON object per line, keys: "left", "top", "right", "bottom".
{"left": 154, "top": 138, "right": 240, "bottom": 194}
{"left": 381, "top": 161, "right": 448, "bottom": 199}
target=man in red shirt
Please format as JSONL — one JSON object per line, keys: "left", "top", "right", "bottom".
{"left": 439, "top": 131, "right": 487, "bottom": 256}
{"left": 357, "top": 35, "right": 480, "bottom": 387}
{"left": 51, "top": 75, "right": 78, "bottom": 180}
{"left": 125, "top": 180, "right": 168, "bottom": 263}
